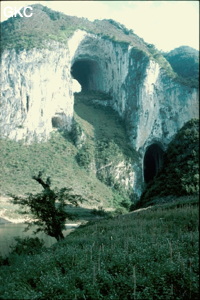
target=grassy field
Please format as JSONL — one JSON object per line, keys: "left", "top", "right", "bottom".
{"left": 0, "top": 198, "right": 198, "bottom": 299}
{"left": 0, "top": 132, "right": 115, "bottom": 206}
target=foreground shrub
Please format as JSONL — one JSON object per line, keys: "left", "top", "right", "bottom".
{"left": 10, "top": 236, "right": 45, "bottom": 256}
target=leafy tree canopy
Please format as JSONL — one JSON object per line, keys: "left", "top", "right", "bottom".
{"left": 10, "top": 172, "right": 84, "bottom": 241}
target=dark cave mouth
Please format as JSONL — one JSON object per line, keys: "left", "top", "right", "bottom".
{"left": 143, "top": 144, "right": 164, "bottom": 184}
{"left": 71, "top": 59, "right": 101, "bottom": 92}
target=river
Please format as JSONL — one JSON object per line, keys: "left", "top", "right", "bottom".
{"left": 0, "top": 222, "right": 78, "bottom": 257}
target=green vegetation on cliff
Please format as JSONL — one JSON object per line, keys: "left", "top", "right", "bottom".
{"left": 0, "top": 4, "right": 150, "bottom": 54}
{"left": 2, "top": 4, "right": 197, "bottom": 87}
{"left": 163, "top": 46, "right": 199, "bottom": 88}
{"left": 0, "top": 91, "right": 138, "bottom": 210}
{"left": 137, "top": 119, "right": 199, "bottom": 208}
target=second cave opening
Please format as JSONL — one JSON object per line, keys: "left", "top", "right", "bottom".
{"left": 143, "top": 143, "right": 164, "bottom": 184}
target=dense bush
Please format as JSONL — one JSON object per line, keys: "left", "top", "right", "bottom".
{"left": 138, "top": 119, "right": 199, "bottom": 208}
{"left": 70, "top": 120, "right": 84, "bottom": 147}
{"left": 76, "top": 144, "right": 93, "bottom": 168}
{"left": 96, "top": 139, "right": 123, "bottom": 167}
{"left": 10, "top": 237, "right": 45, "bottom": 256}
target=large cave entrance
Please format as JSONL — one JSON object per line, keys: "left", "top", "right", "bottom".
{"left": 143, "top": 143, "right": 164, "bottom": 184}
{"left": 71, "top": 59, "right": 102, "bottom": 92}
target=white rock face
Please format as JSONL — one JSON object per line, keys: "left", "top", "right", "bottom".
{"left": 68, "top": 29, "right": 88, "bottom": 60}
{"left": 0, "top": 30, "right": 199, "bottom": 194}
{"left": 68, "top": 31, "right": 198, "bottom": 194}
{"left": 70, "top": 32, "right": 198, "bottom": 153}
{"left": 0, "top": 42, "right": 74, "bottom": 142}
{"left": 2, "top": 30, "right": 197, "bottom": 146}
{"left": 127, "top": 60, "right": 199, "bottom": 153}
{"left": 70, "top": 32, "right": 131, "bottom": 111}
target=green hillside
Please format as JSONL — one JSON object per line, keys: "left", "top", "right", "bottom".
{"left": 163, "top": 46, "right": 199, "bottom": 88}
{"left": 1, "top": 4, "right": 199, "bottom": 87}
{"left": 0, "top": 92, "right": 138, "bottom": 211}
{"left": 0, "top": 201, "right": 198, "bottom": 299}
{"left": 137, "top": 119, "right": 199, "bottom": 209}
{"left": 0, "top": 4, "right": 182, "bottom": 84}
{"left": 0, "top": 4, "right": 150, "bottom": 54}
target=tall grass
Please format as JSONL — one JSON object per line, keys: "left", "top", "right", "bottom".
{"left": 0, "top": 202, "right": 198, "bottom": 299}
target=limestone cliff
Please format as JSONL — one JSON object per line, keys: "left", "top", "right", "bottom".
{"left": 0, "top": 6, "right": 199, "bottom": 196}
{"left": 1, "top": 30, "right": 198, "bottom": 147}
{"left": 0, "top": 43, "right": 74, "bottom": 142}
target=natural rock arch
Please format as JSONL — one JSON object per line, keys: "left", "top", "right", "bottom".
{"left": 143, "top": 143, "right": 164, "bottom": 183}
{"left": 71, "top": 59, "right": 103, "bottom": 92}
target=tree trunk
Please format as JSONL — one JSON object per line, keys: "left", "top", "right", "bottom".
{"left": 55, "top": 231, "right": 65, "bottom": 241}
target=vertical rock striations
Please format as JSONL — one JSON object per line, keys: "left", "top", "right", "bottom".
{"left": 1, "top": 42, "right": 74, "bottom": 142}
{"left": 1, "top": 30, "right": 198, "bottom": 146}
{"left": 0, "top": 28, "right": 198, "bottom": 194}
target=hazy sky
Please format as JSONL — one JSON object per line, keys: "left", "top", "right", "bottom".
{"left": 1, "top": 1, "right": 199, "bottom": 51}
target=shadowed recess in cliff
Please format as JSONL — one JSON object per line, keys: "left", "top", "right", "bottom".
{"left": 71, "top": 59, "right": 103, "bottom": 92}
{"left": 143, "top": 143, "right": 164, "bottom": 183}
